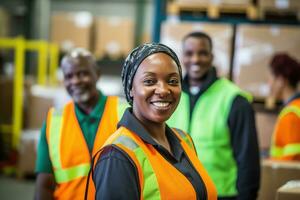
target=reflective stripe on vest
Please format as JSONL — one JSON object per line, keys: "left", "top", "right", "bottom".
{"left": 113, "top": 135, "right": 161, "bottom": 199}
{"left": 271, "top": 105, "right": 300, "bottom": 158}
{"left": 173, "top": 128, "right": 194, "bottom": 150}
{"left": 271, "top": 144, "right": 300, "bottom": 157}
{"left": 49, "top": 109, "right": 90, "bottom": 183}
{"left": 117, "top": 98, "right": 129, "bottom": 121}
{"left": 279, "top": 105, "right": 300, "bottom": 119}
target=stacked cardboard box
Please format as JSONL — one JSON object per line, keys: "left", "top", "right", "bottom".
{"left": 161, "top": 22, "right": 233, "bottom": 77}
{"left": 176, "top": 0, "right": 210, "bottom": 5}
{"left": 18, "top": 130, "right": 40, "bottom": 176}
{"left": 233, "top": 24, "right": 300, "bottom": 98}
{"left": 176, "top": 0, "right": 251, "bottom": 6}
{"left": 258, "top": 160, "right": 300, "bottom": 200}
{"left": 24, "top": 85, "right": 69, "bottom": 129}
{"left": 50, "top": 12, "right": 93, "bottom": 52}
{"left": 276, "top": 180, "right": 300, "bottom": 200}
{"left": 0, "top": 7, "right": 10, "bottom": 37}
{"left": 94, "top": 17, "right": 134, "bottom": 59}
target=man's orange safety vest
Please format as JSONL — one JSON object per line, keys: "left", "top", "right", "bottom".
{"left": 271, "top": 98, "right": 300, "bottom": 160}
{"left": 86, "top": 126, "right": 217, "bottom": 200}
{"left": 46, "top": 96, "right": 119, "bottom": 199}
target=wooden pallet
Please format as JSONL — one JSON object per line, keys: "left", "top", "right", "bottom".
{"left": 259, "top": 7, "right": 300, "bottom": 20}
{"left": 168, "top": 2, "right": 259, "bottom": 20}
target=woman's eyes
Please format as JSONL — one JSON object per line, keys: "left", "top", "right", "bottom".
{"left": 143, "top": 78, "right": 179, "bottom": 86}
{"left": 143, "top": 79, "right": 156, "bottom": 85}
{"left": 168, "top": 78, "right": 179, "bottom": 85}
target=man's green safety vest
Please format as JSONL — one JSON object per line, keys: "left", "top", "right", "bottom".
{"left": 168, "top": 78, "right": 252, "bottom": 196}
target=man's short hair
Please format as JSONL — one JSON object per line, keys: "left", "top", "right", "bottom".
{"left": 61, "top": 48, "right": 100, "bottom": 72}
{"left": 183, "top": 31, "right": 213, "bottom": 51}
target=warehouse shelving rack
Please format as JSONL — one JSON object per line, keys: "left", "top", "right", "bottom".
{"left": 152, "top": 0, "right": 300, "bottom": 108}
{"left": 0, "top": 37, "right": 59, "bottom": 149}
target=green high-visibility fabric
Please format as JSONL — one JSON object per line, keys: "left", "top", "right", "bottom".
{"left": 49, "top": 110, "right": 92, "bottom": 183}
{"left": 168, "top": 78, "right": 252, "bottom": 196}
{"left": 279, "top": 105, "right": 300, "bottom": 119}
{"left": 113, "top": 135, "right": 161, "bottom": 200}
{"left": 271, "top": 144, "right": 300, "bottom": 157}
{"left": 174, "top": 128, "right": 194, "bottom": 150}
{"left": 54, "top": 163, "right": 91, "bottom": 183}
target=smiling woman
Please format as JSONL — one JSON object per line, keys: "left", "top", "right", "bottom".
{"left": 85, "top": 43, "right": 217, "bottom": 200}
{"left": 131, "top": 52, "right": 181, "bottom": 126}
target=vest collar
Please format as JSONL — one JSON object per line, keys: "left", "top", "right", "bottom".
{"left": 285, "top": 92, "right": 300, "bottom": 106}
{"left": 118, "top": 108, "right": 184, "bottom": 161}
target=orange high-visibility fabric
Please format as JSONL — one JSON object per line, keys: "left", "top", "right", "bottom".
{"left": 272, "top": 98, "right": 300, "bottom": 160}
{"left": 46, "top": 96, "right": 118, "bottom": 200}
{"left": 88, "top": 127, "right": 217, "bottom": 200}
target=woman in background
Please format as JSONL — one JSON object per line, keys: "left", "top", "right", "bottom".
{"left": 269, "top": 53, "right": 300, "bottom": 160}
{"left": 86, "top": 43, "right": 217, "bottom": 200}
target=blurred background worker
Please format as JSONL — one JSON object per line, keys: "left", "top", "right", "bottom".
{"left": 34, "top": 48, "right": 120, "bottom": 200}
{"left": 168, "top": 32, "right": 260, "bottom": 200}
{"left": 269, "top": 53, "right": 300, "bottom": 161}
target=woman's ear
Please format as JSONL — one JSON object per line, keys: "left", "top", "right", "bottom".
{"left": 129, "top": 89, "right": 133, "bottom": 98}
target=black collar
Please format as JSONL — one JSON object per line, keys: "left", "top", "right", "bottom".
{"left": 118, "top": 108, "right": 184, "bottom": 161}
{"left": 285, "top": 92, "right": 300, "bottom": 105}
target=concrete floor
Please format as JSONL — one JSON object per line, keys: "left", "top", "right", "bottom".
{"left": 0, "top": 175, "right": 35, "bottom": 200}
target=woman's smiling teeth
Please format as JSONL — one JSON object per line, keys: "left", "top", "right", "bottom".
{"left": 152, "top": 101, "right": 171, "bottom": 108}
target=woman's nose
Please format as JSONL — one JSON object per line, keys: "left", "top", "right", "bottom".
{"left": 155, "top": 82, "right": 171, "bottom": 96}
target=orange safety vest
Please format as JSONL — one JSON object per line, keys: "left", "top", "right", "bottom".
{"left": 270, "top": 98, "right": 300, "bottom": 160}
{"left": 86, "top": 126, "right": 217, "bottom": 200}
{"left": 46, "top": 96, "right": 119, "bottom": 200}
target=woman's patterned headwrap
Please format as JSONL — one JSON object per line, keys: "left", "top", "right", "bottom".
{"left": 121, "top": 43, "right": 182, "bottom": 105}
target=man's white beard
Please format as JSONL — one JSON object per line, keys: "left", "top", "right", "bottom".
{"left": 73, "top": 92, "right": 90, "bottom": 103}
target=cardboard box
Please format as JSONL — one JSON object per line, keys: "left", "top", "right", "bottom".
{"left": 176, "top": 0, "right": 250, "bottom": 6}
{"left": 0, "top": 7, "right": 10, "bottom": 37}
{"left": 259, "top": 0, "right": 300, "bottom": 10}
{"left": 94, "top": 17, "right": 134, "bottom": 59}
{"left": 258, "top": 160, "right": 300, "bottom": 200}
{"left": 233, "top": 24, "right": 300, "bottom": 98}
{"left": 24, "top": 85, "right": 69, "bottom": 129}
{"left": 160, "top": 22, "right": 233, "bottom": 77}
{"left": 18, "top": 130, "right": 40, "bottom": 175}
{"left": 276, "top": 180, "right": 300, "bottom": 200}
{"left": 255, "top": 111, "right": 278, "bottom": 150}
{"left": 50, "top": 12, "right": 93, "bottom": 52}
{"left": 176, "top": 0, "right": 210, "bottom": 5}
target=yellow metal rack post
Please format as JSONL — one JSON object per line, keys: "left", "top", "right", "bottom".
{"left": 0, "top": 37, "right": 59, "bottom": 149}
{"left": 0, "top": 37, "right": 25, "bottom": 148}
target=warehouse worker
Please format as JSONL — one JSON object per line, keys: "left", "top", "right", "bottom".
{"left": 86, "top": 43, "right": 217, "bottom": 200}
{"left": 269, "top": 53, "right": 300, "bottom": 160}
{"left": 35, "top": 48, "right": 123, "bottom": 200}
{"left": 167, "top": 32, "right": 260, "bottom": 200}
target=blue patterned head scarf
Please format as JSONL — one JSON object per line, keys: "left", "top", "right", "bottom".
{"left": 121, "top": 43, "right": 182, "bottom": 105}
